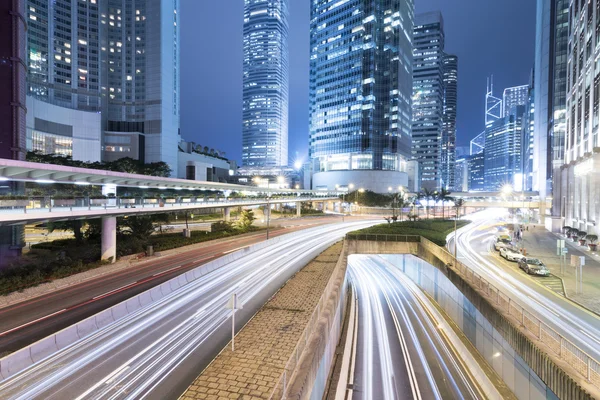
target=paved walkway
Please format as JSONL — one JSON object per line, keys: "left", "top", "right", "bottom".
{"left": 519, "top": 225, "right": 600, "bottom": 314}
{"left": 179, "top": 242, "right": 343, "bottom": 400}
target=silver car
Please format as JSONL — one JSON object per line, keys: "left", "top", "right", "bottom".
{"left": 494, "top": 238, "right": 512, "bottom": 251}
{"left": 518, "top": 258, "right": 550, "bottom": 276}
{"left": 500, "top": 246, "right": 522, "bottom": 261}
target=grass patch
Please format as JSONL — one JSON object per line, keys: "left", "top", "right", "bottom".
{"left": 349, "top": 219, "right": 470, "bottom": 246}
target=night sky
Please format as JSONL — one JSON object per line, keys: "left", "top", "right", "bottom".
{"left": 180, "top": 1, "right": 535, "bottom": 165}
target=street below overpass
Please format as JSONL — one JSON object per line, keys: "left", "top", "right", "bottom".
{"left": 347, "top": 255, "right": 489, "bottom": 400}
{"left": 0, "top": 219, "right": 377, "bottom": 399}
{"left": 0, "top": 216, "right": 357, "bottom": 356}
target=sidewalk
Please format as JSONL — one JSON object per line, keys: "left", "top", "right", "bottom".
{"left": 179, "top": 242, "right": 343, "bottom": 400}
{"left": 519, "top": 225, "right": 600, "bottom": 314}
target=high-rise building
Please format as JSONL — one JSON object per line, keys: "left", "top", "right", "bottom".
{"left": 484, "top": 105, "right": 524, "bottom": 191}
{"left": 454, "top": 156, "right": 468, "bottom": 192}
{"left": 502, "top": 85, "right": 529, "bottom": 117}
{"left": 0, "top": 0, "right": 27, "bottom": 267}
{"left": 534, "top": 0, "right": 568, "bottom": 204}
{"left": 470, "top": 131, "right": 485, "bottom": 155}
{"left": 555, "top": 1, "right": 600, "bottom": 235}
{"left": 485, "top": 78, "right": 502, "bottom": 128}
{"left": 102, "top": 0, "right": 181, "bottom": 173}
{"left": 308, "top": 0, "right": 414, "bottom": 192}
{"left": 412, "top": 12, "right": 445, "bottom": 190}
{"left": 522, "top": 75, "right": 535, "bottom": 192}
{"left": 442, "top": 53, "right": 458, "bottom": 190}
{"left": 23, "top": 0, "right": 181, "bottom": 171}
{"left": 242, "top": 0, "right": 289, "bottom": 168}
{"left": 467, "top": 152, "right": 485, "bottom": 191}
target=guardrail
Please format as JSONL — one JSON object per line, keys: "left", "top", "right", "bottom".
{"left": 345, "top": 233, "right": 421, "bottom": 242}
{"left": 0, "top": 196, "right": 337, "bottom": 215}
{"left": 268, "top": 241, "right": 349, "bottom": 399}
{"left": 419, "top": 237, "right": 600, "bottom": 390}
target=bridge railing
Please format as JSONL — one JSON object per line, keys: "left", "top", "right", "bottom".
{"left": 0, "top": 195, "right": 336, "bottom": 215}
{"left": 345, "top": 233, "right": 421, "bottom": 243}
{"left": 419, "top": 237, "right": 600, "bottom": 390}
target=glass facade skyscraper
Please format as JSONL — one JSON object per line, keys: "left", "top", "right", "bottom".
{"left": 502, "top": 85, "right": 529, "bottom": 117}
{"left": 412, "top": 12, "right": 445, "bottom": 190}
{"left": 242, "top": 0, "right": 289, "bottom": 168}
{"left": 442, "top": 53, "right": 458, "bottom": 190}
{"left": 308, "top": 0, "right": 414, "bottom": 192}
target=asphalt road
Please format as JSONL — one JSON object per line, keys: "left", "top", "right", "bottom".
{"left": 0, "top": 216, "right": 353, "bottom": 355}
{"left": 348, "top": 255, "right": 484, "bottom": 400}
{"left": 0, "top": 220, "right": 377, "bottom": 400}
{"left": 451, "top": 212, "right": 600, "bottom": 364}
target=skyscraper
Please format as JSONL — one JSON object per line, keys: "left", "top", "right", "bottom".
{"left": 0, "top": 0, "right": 27, "bottom": 266}
{"left": 242, "top": 0, "right": 289, "bottom": 168}
{"left": 484, "top": 106, "right": 524, "bottom": 191}
{"left": 23, "top": 0, "right": 181, "bottom": 171}
{"left": 102, "top": 0, "right": 181, "bottom": 173}
{"left": 555, "top": 0, "right": 600, "bottom": 235}
{"left": 534, "top": 0, "right": 568, "bottom": 203}
{"left": 308, "top": 0, "right": 414, "bottom": 192}
{"left": 442, "top": 53, "right": 458, "bottom": 190}
{"left": 502, "top": 85, "right": 529, "bottom": 117}
{"left": 412, "top": 12, "right": 445, "bottom": 190}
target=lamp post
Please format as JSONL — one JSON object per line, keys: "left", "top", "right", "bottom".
{"left": 254, "top": 176, "right": 271, "bottom": 240}
{"left": 358, "top": 188, "right": 365, "bottom": 215}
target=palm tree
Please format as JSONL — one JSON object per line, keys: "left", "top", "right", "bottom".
{"left": 419, "top": 188, "right": 435, "bottom": 219}
{"left": 436, "top": 188, "right": 453, "bottom": 219}
{"left": 453, "top": 197, "right": 465, "bottom": 219}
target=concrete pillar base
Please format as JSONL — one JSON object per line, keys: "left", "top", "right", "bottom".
{"left": 223, "top": 207, "right": 231, "bottom": 222}
{"left": 296, "top": 202, "right": 302, "bottom": 217}
{"left": 101, "top": 216, "right": 117, "bottom": 263}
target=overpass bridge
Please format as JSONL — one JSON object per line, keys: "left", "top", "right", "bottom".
{"left": 0, "top": 159, "right": 342, "bottom": 262}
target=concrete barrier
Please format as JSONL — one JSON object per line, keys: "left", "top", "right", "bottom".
{"left": 2, "top": 348, "right": 34, "bottom": 378}
{"left": 125, "top": 296, "right": 141, "bottom": 314}
{"left": 76, "top": 318, "right": 98, "bottom": 339}
{"left": 138, "top": 291, "right": 153, "bottom": 307}
{"left": 177, "top": 274, "right": 187, "bottom": 287}
{"left": 110, "top": 302, "right": 129, "bottom": 321}
{"left": 169, "top": 279, "right": 181, "bottom": 293}
{"left": 55, "top": 325, "right": 80, "bottom": 350}
{"left": 95, "top": 309, "right": 115, "bottom": 329}
{"left": 30, "top": 336, "right": 59, "bottom": 363}
{"left": 149, "top": 285, "right": 164, "bottom": 302}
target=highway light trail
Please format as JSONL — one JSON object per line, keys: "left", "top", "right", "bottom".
{"left": 0, "top": 221, "right": 376, "bottom": 400}
{"left": 348, "top": 255, "right": 489, "bottom": 400}
{"left": 454, "top": 211, "right": 600, "bottom": 362}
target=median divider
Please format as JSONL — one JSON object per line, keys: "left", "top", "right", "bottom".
{"left": 0, "top": 227, "right": 314, "bottom": 380}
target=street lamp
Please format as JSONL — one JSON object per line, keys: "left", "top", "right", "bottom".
{"left": 254, "top": 176, "right": 271, "bottom": 239}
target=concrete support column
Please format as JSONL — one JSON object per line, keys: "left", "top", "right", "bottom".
{"left": 223, "top": 207, "right": 231, "bottom": 222}
{"left": 296, "top": 202, "right": 302, "bottom": 217}
{"left": 101, "top": 216, "right": 117, "bottom": 263}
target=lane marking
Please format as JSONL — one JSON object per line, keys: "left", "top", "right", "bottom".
{"left": 222, "top": 246, "right": 248, "bottom": 255}
{"left": 0, "top": 308, "right": 67, "bottom": 336}
{"left": 151, "top": 265, "right": 181, "bottom": 277}
{"left": 580, "top": 329, "right": 600, "bottom": 346}
{"left": 93, "top": 283, "right": 134, "bottom": 300}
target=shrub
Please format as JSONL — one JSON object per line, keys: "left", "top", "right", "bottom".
{"left": 349, "top": 219, "right": 470, "bottom": 246}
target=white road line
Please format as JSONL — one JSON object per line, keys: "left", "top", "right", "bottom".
{"left": 0, "top": 309, "right": 67, "bottom": 336}
{"left": 223, "top": 246, "right": 247, "bottom": 254}
{"left": 151, "top": 265, "right": 181, "bottom": 277}
{"left": 92, "top": 283, "right": 135, "bottom": 299}
{"left": 580, "top": 329, "right": 600, "bottom": 346}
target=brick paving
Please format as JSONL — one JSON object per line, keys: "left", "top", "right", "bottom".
{"left": 179, "top": 242, "right": 343, "bottom": 400}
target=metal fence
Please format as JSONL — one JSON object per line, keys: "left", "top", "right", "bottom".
{"left": 419, "top": 237, "right": 600, "bottom": 390}
{"left": 345, "top": 233, "right": 421, "bottom": 243}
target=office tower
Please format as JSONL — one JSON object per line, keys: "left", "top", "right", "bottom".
{"left": 454, "top": 156, "right": 468, "bottom": 192}
{"left": 442, "top": 53, "right": 458, "bottom": 190}
{"left": 484, "top": 105, "right": 524, "bottom": 191}
{"left": 242, "top": 0, "right": 289, "bottom": 168}
{"left": 102, "top": 0, "right": 181, "bottom": 174}
{"left": 470, "top": 131, "right": 485, "bottom": 155}
{"left": 556, "top": 1, "right": 600, "bottom": 235}
{"left": 534, "top": 0, "right": 568, "bottom": 203}
{"left": 412, "top": 12, "right": 445, "bottom": 190}
{"left": 23, "top": 0, "right": 180, "bottom": 171}
{"left": 467, "top": 152, "right": 485, "bottom": 191}
{"left": 308, "top": 0, "right": 414, "bottom": 192}
{"left": 0, "top": 0, "right": 26, "bottom": 266}
{"left": 485, "top": 78, "right": 502, "bottom": 127}
{"left": 502, "top": 85, "right": 529, "bottom": 117}
{"left": 522, "top": 76, "right": 535, "bottom": 192}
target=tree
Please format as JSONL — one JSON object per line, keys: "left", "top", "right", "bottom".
{"left": 46, "top": 220, "right": 85, "bottom": 245}
{"left": 453, "top": 198, "right": 465, "bottom": 219}
{"left": 418, "top": 189, "right": 435, "bottom": 219}
{"left": 236, "top": 210, "right": 256, "bottom": 231}
{"left": 118, "top": 216, "right": 156, "bottom": 241}
{"left": 436, "top": 188, "right": 453, "bottom": 219}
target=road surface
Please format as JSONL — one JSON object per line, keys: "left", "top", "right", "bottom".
{"left": 450, "top": 212, "right": 600, "bottom": 366}
{"left": 0, "top": 220, "right": 376, "bottom": 400}
{"left": 348, "top": 255, "right": 487, "bottom": 400}
{"left": 0, "top": 216, "right": 354, "bottom": 355}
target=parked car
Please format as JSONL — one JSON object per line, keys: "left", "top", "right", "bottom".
{"left": 500, "top": 246, "right": 522, "bottom": 261}
{"left": 518, "top": 258, "right": 550, "bottom": 276}
{"left": 494, "top": 238, "right": 512, "bottom": 251}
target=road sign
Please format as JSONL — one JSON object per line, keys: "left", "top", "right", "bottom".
{"left": 562, "top": 248, "right": 568, "bottom": 255}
